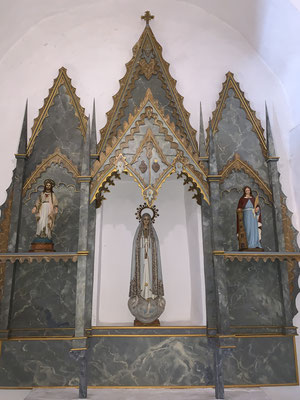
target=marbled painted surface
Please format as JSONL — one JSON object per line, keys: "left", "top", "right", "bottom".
{"left": 223, "top": 336, "right": 297, "bottom": 385}
{"left": 25, "top": 85, "right": 84, "bottom": 180}
{"left": 19, "top": 164, "right": 80, "bottom": 253}
{"left": 220, "top": 171, "right": 276, "bottom": 252}
{"left": 215, "top": 89, "right": 269, "bottom": 184}
{"left": 91, "top": 327, "right": 206, "bottom": 335}
{"left": 88, "top": 336, "right": 214, "bottom": 386}
{"left": 0, "top": 335, "right": 297, "bottom": 387}
{"left": 9, "top": 328, "right": 75, "bottom": 338}
{"left": 9, "top": 260, "right": 76, "bottom": 329}
{"left": 0, "top": 339, "right": 79, "bottom": 387}
{"left": 226, "top": 259, "right": 284, "bottom": 326}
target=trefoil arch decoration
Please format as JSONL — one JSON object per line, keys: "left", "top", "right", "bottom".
{"left": 22, "top": 148, "right": 80, "bottom": 197}
{"left": 219, "top": 153, "right": 272, "bottom": 202}
{"left": 90, "top": 89, "right": 209, "bottom": 206}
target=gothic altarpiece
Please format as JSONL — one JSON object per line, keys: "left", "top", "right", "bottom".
{"left": 0, "top": 12, "right": 299, "bottom": 400}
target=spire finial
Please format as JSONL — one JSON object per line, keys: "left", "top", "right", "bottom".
{"left": 265, "top": 102, "right": 276, "bottom": 158}
{"left": 141, "top": 11, "right": 154, "bottom": 26}
{"left": 198, "top": 102, "right": 206, "bottom": 157}
{"left": 17, "top": 100, "right": 28, "bottom": 154}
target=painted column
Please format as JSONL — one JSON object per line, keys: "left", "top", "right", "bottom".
{"left": 265, "top": 105, "right": 293, "bottom": 331}
{"left": 71, "top": 119, "right": 91, "bottom": 399}
{"left": 0, "top": 103, "right": 27, "bottom": 336}
{"left": 85, "top": 101, "right": 97, "bottom": 329}
{"left": 206, "top": 120, "right": 231, "bottom": 400}
{"left": 199, "top": 106, "right": 218, "bottom": 333}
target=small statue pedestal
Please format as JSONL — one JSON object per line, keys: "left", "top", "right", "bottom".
{"left": 29, "top": 237, "right": 55, "bottom": 252}
{"left": 239, "top": 247, "right": 264, "bottom": 252}
{"left": 134, "top": 318, "right": 160, "bottom": 326}
{"left": 128, "top": 296, "right": 166, "bottom": 325}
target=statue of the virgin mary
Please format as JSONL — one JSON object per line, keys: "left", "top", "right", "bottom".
{"left": 128, "top": 211, "right": 165, "bottom": 325}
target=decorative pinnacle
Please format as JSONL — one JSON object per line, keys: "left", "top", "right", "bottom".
{"left": 141, "top": 11, "right": 154, "bottom": 25}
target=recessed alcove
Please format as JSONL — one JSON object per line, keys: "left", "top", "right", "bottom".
{"left": 92, "top": 173, "right": 206, "bottom": 326}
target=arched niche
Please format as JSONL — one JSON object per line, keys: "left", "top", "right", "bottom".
{"left": 91, "top": 173, "right": 206, "bottom": 326}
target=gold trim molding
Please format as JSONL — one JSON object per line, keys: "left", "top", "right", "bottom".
{"left": 207, "top": 72, "right": 267, "bottom": 158}
{"left": 0, "top": 252, "right": 78, "bottom": 264}
{"left": 223, "top": 251, "right": 300, "bottom": 262}
{"left": 27, "top": 67, "right": 88, "bottom": 156}
{"left": 219, "top": 153, "right": 272, "bottom": 202}
{"left": 22, "top": 148, "right": 80, "bottom": 196}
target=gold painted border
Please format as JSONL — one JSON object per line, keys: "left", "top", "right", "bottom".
{"left": 224, "top": 252, "right": 300, "bottom": 262}
{"left": 27, "top": 67, "right": 88, "bottom": 156}
{"left": 91, "top": 326, "right": 206, "bottom": 329}
{"left": 89, "top": 334, "right": 206, "bottom": 338}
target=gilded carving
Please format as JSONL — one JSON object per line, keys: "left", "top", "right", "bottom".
{"left": 224, "top": 252, "right": 300, "bottom": 262}
{"left": 95, "top": 171, "right": 121, "bottom": 209}
{"left": 219, "top": 153, "right": 272, "bottom": 203}
{"left": 207, "top": 72, "right": 267, "bottom": 158}
{"left": 90, "top": 91, "right": 209, "bottom": 206}
{"left": 0, "top": 189, "right": 13, "bottom": 300}
{"left": 94, "top": 89, "right": 202, "bottom": 177}
{"left": 22, "top": 148, "right": 80, "bottom": 197}
{"left": 139, "top": 59, "right": 156, "bottom": 80}
{"left": 27, "top": 67, "right": 88, "bottom": 156}
{"left": 98, "top": 21, "right": 198, "bottom": 154}
{"left": 0, "top": 253, "right": 78, "bottom": 264}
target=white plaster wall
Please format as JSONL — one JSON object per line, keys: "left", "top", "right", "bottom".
{"left": 92, "top": 174, "right": 206, "bottom": 325}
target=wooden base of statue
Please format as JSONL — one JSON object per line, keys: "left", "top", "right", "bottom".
{"left": 239, "top": 247, "right": 264, "bottom": 252}
{"left": 29, "top": 242, "right": 55, "bottom": 252}
{"left": 134, "top": 318, "right": 160, "bottom": 327}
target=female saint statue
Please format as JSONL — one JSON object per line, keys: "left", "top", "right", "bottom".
{"left": 237, "top": 186, "right": 262, "bottom": 250}
{"left": 128, "top": 209, "right": 165, "bottom": 325}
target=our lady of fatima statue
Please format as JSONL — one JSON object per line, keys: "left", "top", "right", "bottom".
{"left": 128, "top": 206, "right": 165, "bottom": 325}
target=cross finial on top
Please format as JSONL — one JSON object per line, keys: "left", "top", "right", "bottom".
{"left": 141, "top": 11, "right": 154, "bottom": 25}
